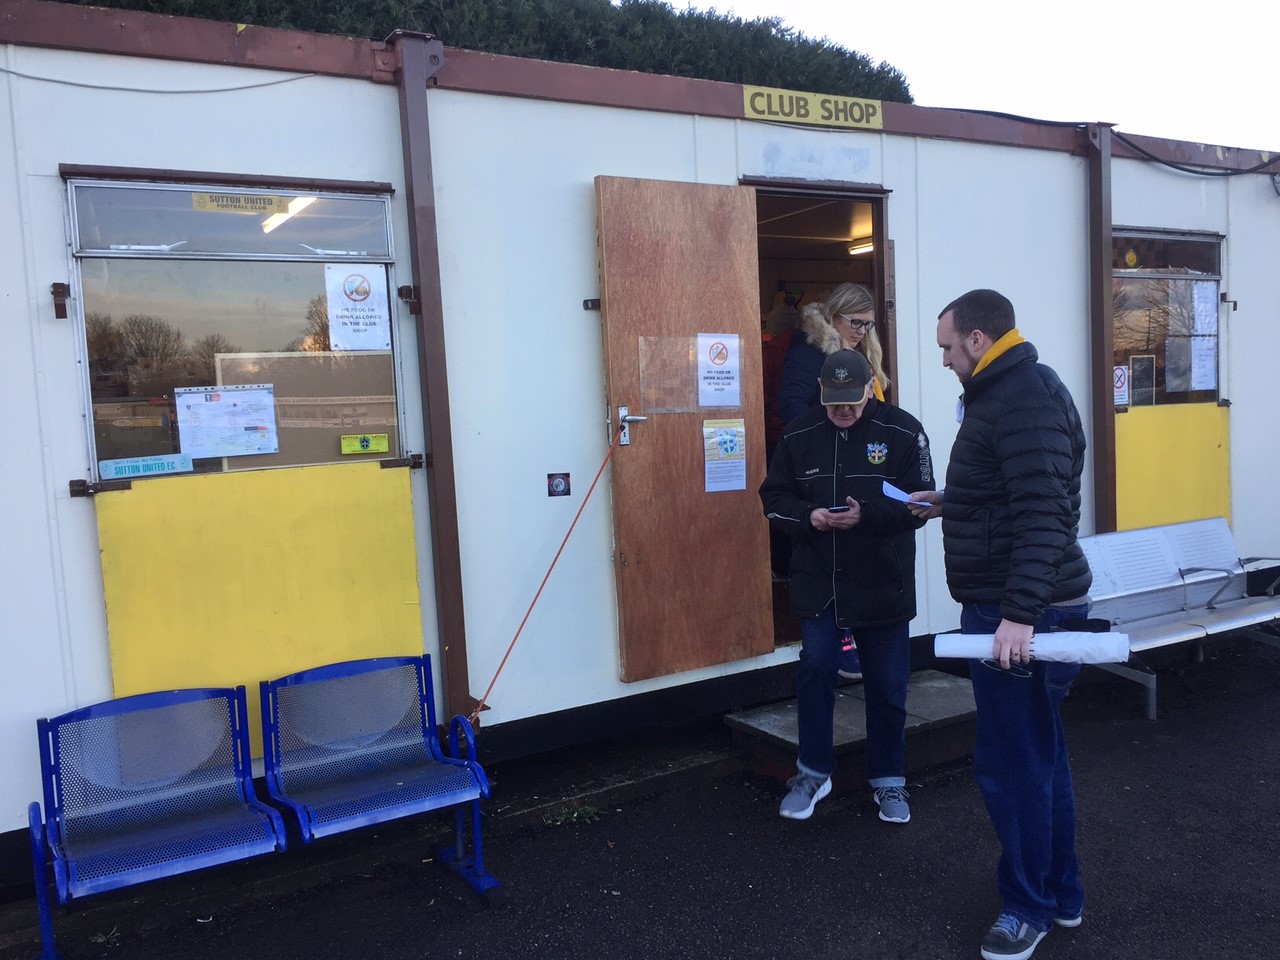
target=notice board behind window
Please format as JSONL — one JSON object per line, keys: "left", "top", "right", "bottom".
{"left": 70, "top": 181, "right": 400, "bottom": 480}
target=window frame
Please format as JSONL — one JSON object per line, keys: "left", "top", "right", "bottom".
{"left": 1111, "top": 228, "right": 1224, "bottom": 408}
{"left": 66, "top": 176, "right": 407, "bottom": 481}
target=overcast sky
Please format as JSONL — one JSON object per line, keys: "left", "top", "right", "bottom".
{"left": 681, "top": 0, "right": 1274, "bottom": 152}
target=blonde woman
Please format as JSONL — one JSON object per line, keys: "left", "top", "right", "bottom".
{"left": 774, "top": 283, "right": 890, "bottom": 681}
{"left": 776, "top": 282, "right": 889, "bottom": 424}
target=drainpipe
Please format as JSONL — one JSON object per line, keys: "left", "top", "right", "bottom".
{"left": 389, "top": 31, "right": 479, "bottom": 719}
{"left": 1087, "top": 123, "right": 1117, "bottom": 534}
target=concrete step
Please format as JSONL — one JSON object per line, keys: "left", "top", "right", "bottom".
{"left": 725, "top": 668, "right": 977, "bottom": 795}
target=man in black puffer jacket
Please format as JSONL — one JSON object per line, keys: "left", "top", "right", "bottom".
{"left": 909, "top": 289, "right": 1093, "bottom": 960}
{"left": 760, "top": 349, "right": 934, "bottom": 825}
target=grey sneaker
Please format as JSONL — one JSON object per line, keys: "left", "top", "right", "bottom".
{"left": 778, "top": 772, "right": 831, "bottom": 820}
{"left": 872, "top": 785, "right": 911, "bottom": 823}
{"left": 980, "top": 913, "right": 1047, "bottom": 960}
{"left": 1053, "top": 911, "right": 1083, "bottom": 928}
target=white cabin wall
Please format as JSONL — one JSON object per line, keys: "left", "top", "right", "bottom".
{"left": 426, "top": 91, "right": 800, "bottom": 724}
{"left": 888, "top": 137, "right": 1094, "bottom": 635}
{"left": 1219, "top": 175, "right": 1280, "bottom": 556}
{"left": 0, "top": 45, "right": 416, "bottom": 834}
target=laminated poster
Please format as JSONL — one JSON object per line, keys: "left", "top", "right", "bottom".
{"left": 326, "top": 264, "right": 392, "bottom": 351}
{"left": 703, "top": 418, "right": 746, "bottom": 493}
{"left": 174, "top": 384, "right": 279, "bottom": 459}
{"left": 696, "top": 333, "right": 740, "bottom": 407}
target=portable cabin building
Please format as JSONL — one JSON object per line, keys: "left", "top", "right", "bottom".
{"left": 3, "top": 0, "right": 1278, "bottom": 872}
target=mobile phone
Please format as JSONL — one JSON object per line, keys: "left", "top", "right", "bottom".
{"left": 828, "top": 505, "right": 851, "bottom": 513}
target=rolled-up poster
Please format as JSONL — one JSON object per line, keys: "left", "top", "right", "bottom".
{"left": 933, "top": 632, "right": 1130, "bottom": 664}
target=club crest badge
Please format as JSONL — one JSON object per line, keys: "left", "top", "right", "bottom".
{"left": 866, "top": 442, "right": 888, "bottom": 465}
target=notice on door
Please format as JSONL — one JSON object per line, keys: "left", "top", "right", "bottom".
{"left": 703, "top": 418, "right": 746, "bottom": 493}
{"left": 697, "top": 333, "right": 740, "bottom": 407}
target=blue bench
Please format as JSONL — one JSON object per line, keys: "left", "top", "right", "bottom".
{"left": 28, "top": 686, "right": 287, "bottom": 960}
{"left": 259, "top": 654, "right": 498, "bottom": 897}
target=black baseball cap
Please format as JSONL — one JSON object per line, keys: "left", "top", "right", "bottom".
{"left": 819, "top": 349, "right": 872, "bottom": 405}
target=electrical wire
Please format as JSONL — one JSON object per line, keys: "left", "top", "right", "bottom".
{"left": 0, "top": 65, "right": 316, "bottom": 94}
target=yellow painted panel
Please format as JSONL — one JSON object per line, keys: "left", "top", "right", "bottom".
{"left": 1115, "top": 404, "right": 1230, "bottom": 531}
{"left": 96, "top": 461, "right": 423, "bottom": 753}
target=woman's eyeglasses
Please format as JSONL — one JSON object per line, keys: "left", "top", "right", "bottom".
{"left": 838, "top": 315, "right": 876, "bottom": 333}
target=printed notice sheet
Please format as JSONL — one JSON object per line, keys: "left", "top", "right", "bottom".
{"left": 697, "top": 333, "right": 740, "bottom": 407}
{"left": 1190, "top": 280, "right": 1218, "bottom": 390}
{"left": 175, "top": 384, "right": 280, "bottom": 459}
{"left": 326, "top": 264, "right": 392, "bottom": 351}
{"left": 703, "top": 418, "right": 746, "bottom": 492}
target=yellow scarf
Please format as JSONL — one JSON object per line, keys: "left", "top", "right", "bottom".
{"left": 971, "top": 328, "right": 1025, "bottom": 379}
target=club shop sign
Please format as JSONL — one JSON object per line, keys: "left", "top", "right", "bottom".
{"left": 743, "top": 85, "right": 883, "bottom": 130}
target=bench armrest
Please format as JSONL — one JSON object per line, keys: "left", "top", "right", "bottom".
{"left": 1179, "top": 566, "right": 1238, "bottom": 609}
{"left": 447, "top": 715, "right": 478, "bottom": 761}
{"left": 446, "top": 715, "right": 491, "bottom": 798}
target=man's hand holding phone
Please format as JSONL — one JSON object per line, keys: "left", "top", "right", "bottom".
{"left": 810, "top": 498, "right": 861, "bottom": 531}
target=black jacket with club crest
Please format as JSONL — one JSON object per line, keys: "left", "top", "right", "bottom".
{"left": 760, "top": 398, "right": 934, "bottom": 630}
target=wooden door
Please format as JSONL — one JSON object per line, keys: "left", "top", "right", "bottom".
{"left": 595, "top": 176, "right": 773, "bottom": 681}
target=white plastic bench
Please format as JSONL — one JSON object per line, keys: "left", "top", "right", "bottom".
{"left": 1079, "top": 517, "right": 1280, "bottom": 719}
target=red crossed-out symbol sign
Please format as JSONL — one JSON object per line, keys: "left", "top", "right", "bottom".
{"left": 708, "top": 341, "right": 729, "bottom": 365}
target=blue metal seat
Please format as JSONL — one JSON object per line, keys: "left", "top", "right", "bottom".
{"left": 260, "top": 654, "right": 498, "bottom": 896}
{"left": 29, "top": 686, "right": 287, "bottom": 960}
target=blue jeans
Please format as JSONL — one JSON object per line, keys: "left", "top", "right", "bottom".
{"left": 962, "top": 601, "right": 1089, "bottom": 931}
{"left": 796, "top": 606, "right": 910, "bottom": 786}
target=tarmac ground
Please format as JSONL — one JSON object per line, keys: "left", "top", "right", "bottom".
{"left": 2, "top": 639, "right": 1278, "bottom": 960}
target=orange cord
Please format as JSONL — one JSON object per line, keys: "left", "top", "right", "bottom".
{"left": 469, "top": 426, "right": 625, "bottom": 725}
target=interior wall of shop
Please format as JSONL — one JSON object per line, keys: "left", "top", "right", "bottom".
{"left": 425, "top": 88, "right": 1095, "bottom": 727}
{"left": 0, "top": 44, "right": 429, "bottom": 835}
{"left": 1111, "top": 156, "right": 1280, "bottom": 556}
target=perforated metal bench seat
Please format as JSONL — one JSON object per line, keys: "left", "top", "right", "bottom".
{"left": 57, "top": 804, "right": 283, "bottom": 897}
{"left": 281, "top": 758, "right": 483, "bottom": 838}
{"left": 261, "top": 654, "right": 498, "bottom": 896}
{"left": 29, "top": 686, "right": 287, "bottom": 960}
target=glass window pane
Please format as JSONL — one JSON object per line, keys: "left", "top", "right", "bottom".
{"left": 82, "top": 258, "right": 399, "bottom": 474}
{"left": 1112, "top": 235, "right": 1219, "bottom": 275}
{"left": 73, "top": 184, "right": 392, "bottom": 259}
{"left": 1113, "top": 276, "right": 1218, "bottom": 406}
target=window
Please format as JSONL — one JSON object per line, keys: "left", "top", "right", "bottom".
{"left": 71, "top": 181, "right": 401, "bottom": 479}
{"left": 1112, "top": 231, "right": 1222, "bottom": 406}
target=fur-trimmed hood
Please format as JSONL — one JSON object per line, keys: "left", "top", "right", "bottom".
{"left": 799, "top": 302, "right": 845, "bottom": 355}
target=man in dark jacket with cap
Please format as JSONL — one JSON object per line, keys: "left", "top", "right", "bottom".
{"left": 760, "top": 349, "right": 934, "bottom": 823}
{"left": 909, "top": 289, "right": 1092, "bottom": 960}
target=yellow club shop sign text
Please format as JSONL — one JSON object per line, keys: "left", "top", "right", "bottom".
{"left": 743, "top": 85, "right": 883, "bottom": 130}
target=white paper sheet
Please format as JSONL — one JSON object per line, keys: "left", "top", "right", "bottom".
{"left": 882, "top": 480, "right": 936, "bottom": 504}
{"left": 933, "top": 632, "right": 1130, "bottom": 664}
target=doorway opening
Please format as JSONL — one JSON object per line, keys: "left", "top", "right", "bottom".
{"left": 752, "top": 188, "right": 890, "bottom": 647}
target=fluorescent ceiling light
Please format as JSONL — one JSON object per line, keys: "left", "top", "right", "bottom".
{"left": 847, "top": 239, "right": 874, "bottom": 256}
{"left": 262, "top": 196, "right": 317, "bottom": 234}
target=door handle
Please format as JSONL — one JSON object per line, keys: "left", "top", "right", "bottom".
{"left": 618, "top": 406, "right": 648, "bottom": 446}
